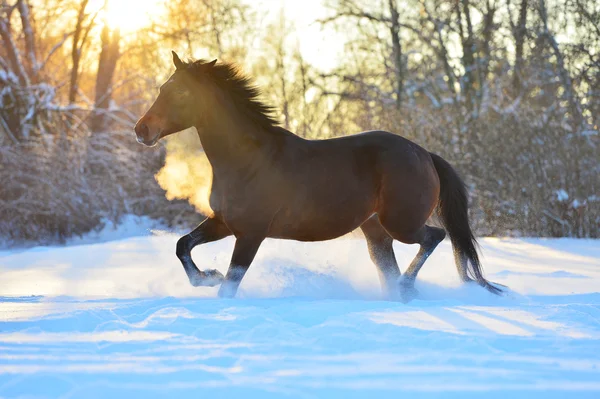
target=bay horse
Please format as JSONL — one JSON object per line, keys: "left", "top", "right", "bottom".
{"left": 134, "top": 51, "right": 502, "bottom": 301}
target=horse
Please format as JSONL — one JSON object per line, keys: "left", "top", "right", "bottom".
{"left": 134, "top": 51, "right": 502, "bottom": 301}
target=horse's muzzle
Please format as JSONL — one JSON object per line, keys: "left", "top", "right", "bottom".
{"left": 134, "top": 121, "right": 161, "bottom": 147}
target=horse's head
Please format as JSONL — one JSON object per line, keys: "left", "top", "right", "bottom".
{"left": 134, "top": 51, "right": 215, "bottom": 146}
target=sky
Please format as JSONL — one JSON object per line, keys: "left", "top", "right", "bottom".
{"left": 246, "top": 0, "right": 346, "bottom": 71}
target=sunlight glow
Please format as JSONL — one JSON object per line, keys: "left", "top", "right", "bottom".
{"left": 243, "top": 0, "right": 345, "bottom": 71}
{"left": 90, "top": 0, "right": 162, "bottom": 34}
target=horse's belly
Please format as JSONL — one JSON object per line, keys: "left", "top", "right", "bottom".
{"left": 268, "top": 196, "right": 376, "bottom": 241}
{"left": 269, "top": 217, "right": 368, "bottom": 241}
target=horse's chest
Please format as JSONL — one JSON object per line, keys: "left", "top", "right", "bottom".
{"left": 208, "top": 177, "right": 275, "bottom": 223}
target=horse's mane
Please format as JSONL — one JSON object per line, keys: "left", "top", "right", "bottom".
{"left": 182, "top": 59, "right": 280, "bottom": 130}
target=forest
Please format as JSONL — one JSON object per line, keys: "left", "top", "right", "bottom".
{"left": 0, "top": 0, "right": 598, "bottom": 244}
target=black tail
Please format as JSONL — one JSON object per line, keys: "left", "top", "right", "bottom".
{"left": 429, "top": 153, "right": 503, "bottom": 295}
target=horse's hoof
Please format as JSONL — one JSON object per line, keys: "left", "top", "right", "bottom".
{"left": 398, "top": 279, "right": 419, "bottom": 303}
{"left": 218, "top": 281, "right": 238, "bottom": 298}
{"left": 190, "top": 269, "right": 224, "bottom": 287}
{"left": 399, "top": 287, "right": 419, "bottom": 303}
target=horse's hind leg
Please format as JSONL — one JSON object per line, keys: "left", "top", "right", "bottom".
{"left": 381, "top": 223, "right": 446, "bottom": 302}
{"left": 360, "top": 216, "right": 401, "bottom": 299}
{"left": 176, "top": 217, "right": 232, "bottom": 287}
{"left": 401, "top": 226, "right": 446, "bottom": 301}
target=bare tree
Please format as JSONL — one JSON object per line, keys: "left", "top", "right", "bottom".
{"left": 456, "top": 0, "right": 478, "bottom": 111}
{"left": 509, "top": 0, "right": 529, "bottom": 91}
{"left": 321, "top": 0, "right": 405, "bottom": 108}
{"left": 16, "top": 0, "right": 37, "bottom": 80}
{"left": 0, "top": 1, "right": 29, "bottom": 86}
{"left": 69, "top": 0, "right": 99, "bottom": 104}
{"left": 90, "top": 22, "right": 120, "bottom": 133}
{"left": 388, "top": 0, "right": 403, "bottom": 108}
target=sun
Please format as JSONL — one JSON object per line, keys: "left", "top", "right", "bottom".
{"left": 90, "top": 0, "right": 163, "bottom": 35}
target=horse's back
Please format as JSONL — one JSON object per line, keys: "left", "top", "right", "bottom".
{"left": 301, "top": 130, "right": 437, "bottom": 183}
{"left": 307, "top": 130, "right": 430, "bottom": 160}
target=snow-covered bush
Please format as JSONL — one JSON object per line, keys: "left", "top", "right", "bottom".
{"left": 0, "top": 113, "right": 199, "bottom": 244}
{"left": 0, "top": 62, "right": 198, "bottom": 244}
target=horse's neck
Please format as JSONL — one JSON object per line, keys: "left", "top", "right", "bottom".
{"left": 195, "top": 117, "right": 268, "bottom": 174}
{"left": 193, "top": 88, "right": 284, "bottom": 174}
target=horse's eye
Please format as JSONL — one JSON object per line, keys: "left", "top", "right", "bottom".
{"left": 169, "top": 90, "right": 188, "bottom": 101}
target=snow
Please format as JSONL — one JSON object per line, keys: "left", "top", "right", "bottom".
{"left": 64, "top": 215, "right": 167, "bottom": 248}
{"left": 555, "top": 189, "right": 569, "bottom": 202}
{"left": 0, "top": 226, "right": 599, "bottom": 398}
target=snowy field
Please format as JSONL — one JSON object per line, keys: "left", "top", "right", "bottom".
{"left": 1, "top": 221, "right": 599, "bottom": 398}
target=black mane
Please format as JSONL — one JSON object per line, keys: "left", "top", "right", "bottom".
{"left": 182, "top": 59, "right": 280, "bottom": 130}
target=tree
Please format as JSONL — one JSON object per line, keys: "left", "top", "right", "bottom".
{"left": 90, "top": 21, "right": 120, "bottom": 133}
{"left": 68, "top": 0, "right": 99, "bottom": 104}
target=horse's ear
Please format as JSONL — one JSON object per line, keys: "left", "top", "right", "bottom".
{"left": 172, "top": 51, "right": 184, "bottom": 70}
{"left": 206, "top": 59, "right": 217, "bottom": 68}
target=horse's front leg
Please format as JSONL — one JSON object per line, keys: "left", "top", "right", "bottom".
{"left": 218, "top": 235, "right": 264, "bottom": 298}
{"left": 176, "top": 217, "right": 232, "bottom": 287}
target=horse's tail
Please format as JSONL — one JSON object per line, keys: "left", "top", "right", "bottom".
{"left": 429, "top": 152, "right": 502, "bottom": 295}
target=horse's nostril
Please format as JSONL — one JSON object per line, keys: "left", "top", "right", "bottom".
{"left": 138, "top": 123, "right": 149, "bottom": 136}
{"left": 135, "top": 122, "right": 147, "bottom": 137}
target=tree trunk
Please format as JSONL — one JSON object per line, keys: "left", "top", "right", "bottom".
{"left": 538, "top": 0, "right": 582, "bottom": 131}
{"left": 388, "top": 0, "right": 403, "bottom": 109}
{"left": 456, "top": 0, "right": 477, "bottom": 111}
{"left": 90, "top": 23, "right": 120, "bottom": 133}
{"left": 69, "top": 0, "right": 89, "bottom": 104}
{"left": 480, "top": 0, "right": 496, "bottom": 85}
{"left": 435, "top": 21, "right": 457, "bottom": 97}
{"left": 0, "top": 6, "right": 29, "bottom": 86}
{"left": 512, "top": 0, "right": 528, "bottom": 91}
{"left": 16, "top": 0, "right": 37, "bottom": 81}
